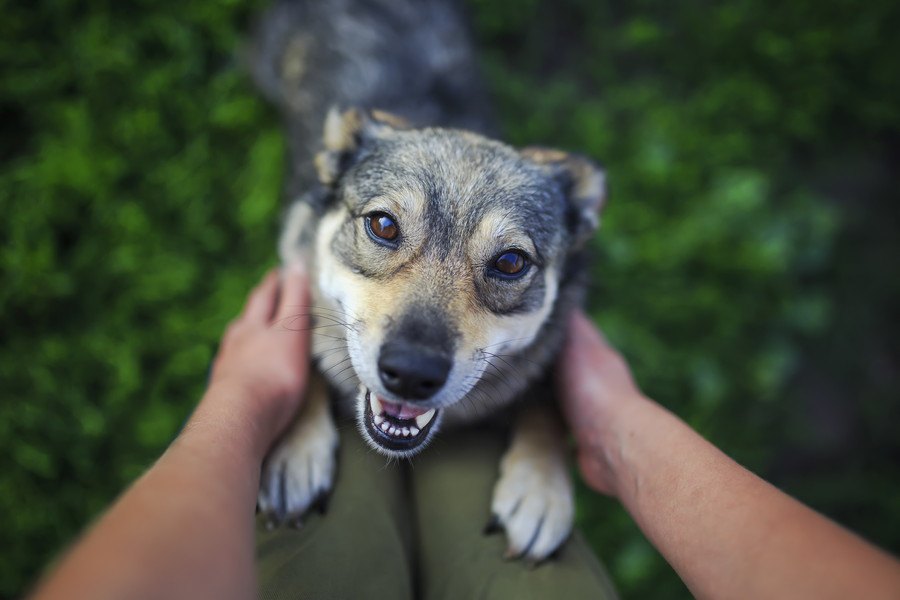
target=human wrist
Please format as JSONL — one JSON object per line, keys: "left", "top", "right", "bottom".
{"left": 603, "top": 395, "right": 681, "bottom": 500}
{"left": 185, "top": 381, "right": 281, "bottom": 463}
{"left": 573, "top": 393, "right": 656, "bottom": 499}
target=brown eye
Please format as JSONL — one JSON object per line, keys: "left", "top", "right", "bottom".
{"left": 493, "top": 250, "right": 528, "bottom": 277}
{"left": 367, "top": 212, "right": 399, "bottom": 242}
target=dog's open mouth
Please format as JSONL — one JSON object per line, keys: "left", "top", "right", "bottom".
{"left": 363, "top": 390, "right": 439, "bottom": 453}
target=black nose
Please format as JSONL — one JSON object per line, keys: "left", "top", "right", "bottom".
{"left": 378, "top": 342, "right": 451, "bottom": 400}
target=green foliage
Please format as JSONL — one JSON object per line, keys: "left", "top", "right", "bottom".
{"left": 469, "top": 0, "right": 900, "bottom": 596}
{"left": 2, "top": 0, "right": 898, "bottom": 597}
{"left": 0, "top": 0, "right": 277, "bottom": 593}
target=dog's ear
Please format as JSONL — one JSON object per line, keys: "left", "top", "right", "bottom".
{"left": 315, "top": 107, "right": 410, "bottom": 186}
{"left": 521, "top": 147, "right": 607, "bottom": 248}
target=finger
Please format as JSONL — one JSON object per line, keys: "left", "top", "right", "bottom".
{"left": 241, "top": 269, "right": 280, "bottom": 323}
{"left": 568, "top": 310, "right": 609, "bottom": 350}
{"left": 219, "top": 318, "right": 241, "bottom": 346}
{"left": 559, "top": 312, "right": 607, "bottom": 395}
{"left": 563, "top": 310, "right": 638, "bottom": 393}
{"left": 274, "top": 263, "right": 310, "bottom": 324}
{"left": 567, "top": 310, "right": 626, "bottom": 366}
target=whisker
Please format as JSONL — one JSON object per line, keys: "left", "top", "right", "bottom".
{"left": 479, "top": 336, "right": 533, "bottom": 350}
{"left": 465, "top": 377, "right": 495, "bottom": 416}
{"left": 480, "top": 359, "right": 517, "bottom": 394}
{"left": 480, "top": 350, "right": 518, "bottom": 372}
{"left": 309, "top": 332, "right": 352, "bottom": 342}
{"left": 280, "top": 304, "right": 355, "bottom": 319}
{"left": 321, "top": 356, "right": 354, "bottom": 376}
{"left": 277, "top": 312, "right": 355, "bottom": 330}
{"left": 334, "top": 370, "right": 361, "bottom": 389}
{"left": 315, "top": 345, "right": 350, "bottom": 360}
{"left": 478, "top": 371, "right": 514, "bottom": 403}
{"left": 460, "top": 369, "right": 506, "bottom": 416}
{"left": 328, "top": 363, "right": 357, "bottom": 382}
{"left": 461, "top": 393, "right": 481, "bottom": 419}
{"left": 488, "top": 351, "right": 542, "bottom": 370}
{"left": 278, "top": 323, "right": 350, "bottom": 335}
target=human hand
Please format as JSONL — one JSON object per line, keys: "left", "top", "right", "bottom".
{"left": 557, "top": 310, "right": 647, "bottom": 497}
{"left": 205, "top": 266, "right": 311, "bottom": 448}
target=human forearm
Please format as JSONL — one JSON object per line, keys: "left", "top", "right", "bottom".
{"left": 32, "top": 388, "right": 265, "bottom": 600}
{"left": 604, "top": 396, "right": 900, "bottom": 600}
{"left": 30, "top": 269, "right": 309, "bottom": 600}
{"left": 559, "top": 311, "right": 900, "bottom": 599}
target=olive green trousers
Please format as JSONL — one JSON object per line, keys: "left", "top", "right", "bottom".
{"left": 256, "top": 425, "right": 618, "bottom": 599}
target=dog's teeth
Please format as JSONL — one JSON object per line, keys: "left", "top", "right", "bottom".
{"left": 369, "top": 391, "right": 383, "bottom": 416}
{"left": 402, "top": 427, "right": 410, "bottom": 437}
{"left": 410, "top": 426, "right": 420, "bottom": 436}
{"left": 415, "top": 409, "right": 436, "bottom": 429}
{"left": 374, "top": 414, "right": 385, "bottom": 426}
{"left": 388, "top": 426, "right": 397, "bottom": 435}
{"left": 380, "top": 421, "right": 389, "bottom": 432}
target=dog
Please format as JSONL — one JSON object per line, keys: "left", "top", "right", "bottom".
{"left": 250, "top": 0, "right": 606, "bottom": 562}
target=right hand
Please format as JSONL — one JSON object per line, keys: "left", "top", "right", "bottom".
{"left": 205, "top": 266, "right": 312, "bottom": 450}
{"left": 556, "top": 310, "right": 648, "bottom": 497}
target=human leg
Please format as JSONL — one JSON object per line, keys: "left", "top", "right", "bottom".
{"left": 256, "top": 424, "right": 415, "bottom": 600}
{"left": 410, "top": 427, "right": 618, "bottom": 600}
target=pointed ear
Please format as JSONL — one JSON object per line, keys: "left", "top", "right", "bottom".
{"left": 314, "top": 107, "right": 411, "bottom": 186}
{"left": 521, "top": 147, "right": 607, "bottom": 248}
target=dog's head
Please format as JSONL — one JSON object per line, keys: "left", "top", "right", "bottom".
{"left": 308, "top": 108, "right": 605, "bottom": 456}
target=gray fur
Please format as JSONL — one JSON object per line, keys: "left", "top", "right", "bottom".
{"left": 252, "top": 0, "right": 603, "bottom": 427}
{"left": 254, "top": 1, "right": 605, "bottom": 559}
{"left": 250, "top": 0, "right": 495, "bottom": 199}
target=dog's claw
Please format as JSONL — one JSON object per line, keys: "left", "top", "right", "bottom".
{"left": 257, "top": 394, "right": 338, "bottom": 528}
{"left": 313, "top": 490, "right": 331, "bottom": 515}
{"left": 490, "top": 439, "right": 574, "bottom": 562}
{"left": 483, "top": 514, "right": 502, "bottom": 535}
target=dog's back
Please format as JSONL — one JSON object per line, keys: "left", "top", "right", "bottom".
{"left": 250, "top": 0, "right": 494, "bottom": 199}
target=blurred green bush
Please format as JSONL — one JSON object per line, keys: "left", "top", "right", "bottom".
{"left": 1, "top": 0, "right": 898, "bottom": 597}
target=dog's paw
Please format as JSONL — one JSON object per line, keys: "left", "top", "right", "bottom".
{"left": 489, "top": 449, "right": 574, "bottom": 563}
{"left": 258, "top": 418, "right": 338, "bottom": 526}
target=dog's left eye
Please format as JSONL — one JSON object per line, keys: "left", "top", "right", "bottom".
{"left": 490, "top": 250, "right": 529, "bottom": 278}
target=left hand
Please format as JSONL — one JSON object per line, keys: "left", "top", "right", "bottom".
{"left": 556, "top": 310, "right": 647, "bottom": 497}
{"left": 206, "top": 265, "right": 311, "bottom": 446}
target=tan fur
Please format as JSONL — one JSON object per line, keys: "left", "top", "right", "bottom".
{"left": 491, "top": 404, "right": 574, "bottom": 560}
{"left": 309, "top": 198, "right": 561, "bottom": 417}
{"left": 253, "top": 0, "right": 606, "bottom": 563}
{"left": 521, "top": 145, "right": 607, "bottom": 235}
{"left": 264, "top": 105, "right": 605, "bottom": 562}
{"left": 258, "top": 372, "right": 338, "bottom": 520}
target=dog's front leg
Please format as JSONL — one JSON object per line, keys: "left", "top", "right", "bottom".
{"left": 258, "top": 370, "right": 338, "bottom": 525}
{"left": 490, "top": 403, "right": 574, "bottom": 563}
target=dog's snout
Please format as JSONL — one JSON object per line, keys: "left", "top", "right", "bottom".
{"left": 378, "top": 343, "right": 451, "bottom": 400}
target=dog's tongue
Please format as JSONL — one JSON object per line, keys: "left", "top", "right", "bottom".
{"left": 381, "top": 400, "right": 429, "bottom": 420}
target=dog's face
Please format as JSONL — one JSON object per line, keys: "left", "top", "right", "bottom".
{"left": 310, "top": 109, "right": 604, "bottom": 457}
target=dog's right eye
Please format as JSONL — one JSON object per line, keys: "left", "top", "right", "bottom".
{"left": 365, "top": 212, "right": 400, "bottom": 244}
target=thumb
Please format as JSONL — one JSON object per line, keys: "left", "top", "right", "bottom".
{"left": 275, "top": 262, "right": 310, "bottom": 323}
